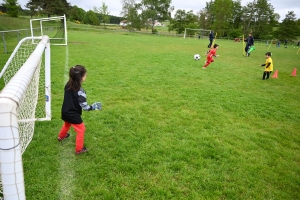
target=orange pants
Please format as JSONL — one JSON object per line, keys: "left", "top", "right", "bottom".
{"left": 58, "top": 122, "right": 85, "bottom": 152}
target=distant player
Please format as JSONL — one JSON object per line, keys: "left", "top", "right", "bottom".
{"left": 244, "top": 33, "right": 254, "bottom": 56}
{"left": 207, "top": 30, "right": 215, "bottom": 48}
{"left": 203, "top": 44, "right": 219, "bottom": 69}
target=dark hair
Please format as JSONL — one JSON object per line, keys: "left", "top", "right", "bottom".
{"left": 213, "top": 44, "right": 219, "bottom": 48}
{"left": 66, "top": 65, "right": 86, "bottom": 91}
{"left": 265, "top": 52, "right": 272, "bottom": 56}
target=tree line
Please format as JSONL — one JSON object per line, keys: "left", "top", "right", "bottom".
{"left": 1, "top": 0, "right": 299, "bottom": 41}
{"left": 169, "top": 0, "right": 300, "bottom": 41}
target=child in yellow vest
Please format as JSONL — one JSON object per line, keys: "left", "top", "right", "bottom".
{"left": 260, "top": 52, "right": 273, "bottom": 80}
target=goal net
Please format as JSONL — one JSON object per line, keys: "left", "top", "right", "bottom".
{"left": 0, "top": 35, "right": 51, "bottom": 199}
{"left": 183, "top": 28, "right": 211, "bottom": 39}
{"left": 30, "top": 15, "right": 67, "bottom": 45}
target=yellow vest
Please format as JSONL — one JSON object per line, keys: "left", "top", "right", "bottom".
{"left": 265, "top": 57, "right": 273, "bottom": 72}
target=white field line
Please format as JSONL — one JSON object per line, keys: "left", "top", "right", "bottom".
{"left": 58, "top": 45, "right": 75, "bottom": 200}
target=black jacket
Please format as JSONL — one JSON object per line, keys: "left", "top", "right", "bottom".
{"left": 209, "top": 32, "right": 214, "bottom": 40}
{"left": 61, "top": 84, "right": 92, "bottom": 124}
{"left": 246, "top": 36, "right": 254, "bottom": 46}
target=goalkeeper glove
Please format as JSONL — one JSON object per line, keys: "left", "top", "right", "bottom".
{"left": 91, "top": 102, "right": 102, "bottom": 110}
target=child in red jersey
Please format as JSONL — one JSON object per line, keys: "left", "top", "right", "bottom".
{"left": 203, "top": 44, "right": 219, "bottom": 69}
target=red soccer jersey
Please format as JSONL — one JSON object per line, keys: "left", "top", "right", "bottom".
{"left": 207, "top": 48, "right": 216, "bottom": 59}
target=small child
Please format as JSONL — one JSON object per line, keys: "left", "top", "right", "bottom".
{"left": 58, "top": 65, "right": 102, "bottom": 154}
{"left": 260, "top": 52, "right": 273, "bottom": 80}
{"left": 203, "top": 44, "right": 219, "bottom": 69}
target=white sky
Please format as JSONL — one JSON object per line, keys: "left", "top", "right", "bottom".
{"left": 16, "top": 0, "right": 300, "bottom": 22}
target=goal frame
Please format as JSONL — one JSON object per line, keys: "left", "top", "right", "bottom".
{"left": 183, "top": 28, "right": 211, "bottom": 39}
{"left": 0, "top": 36, "right": 51, "bottom": 121}
{"left": 30, "top": 14, "right": 68, "bottom": 45}
{"left": 0, "top": 35, "right": 51, "bottom": 199}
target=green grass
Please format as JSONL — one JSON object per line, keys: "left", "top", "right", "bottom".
{"left": 0, "top": 15, "right": 31, "bottom": 31}
{"left": 1, "top": 29, "right": 300, "bottom": 199}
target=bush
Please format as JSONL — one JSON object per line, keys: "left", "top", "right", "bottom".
{"left": 228, "top": 29, "right": 242, "bottom": 38}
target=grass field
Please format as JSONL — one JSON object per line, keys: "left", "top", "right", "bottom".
{"left": 1, "top": 29, "right": 300, "bottom": 199}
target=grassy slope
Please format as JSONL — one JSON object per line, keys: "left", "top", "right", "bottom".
{"left": 0, "top": 15, "right": 31, "bottom": 31}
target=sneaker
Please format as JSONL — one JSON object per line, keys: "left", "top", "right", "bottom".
{"left": 76, "top": 147, "right": 88, "bottom": 155}
{"left": 58, "top": 133, "right": 70, "bottom": 141}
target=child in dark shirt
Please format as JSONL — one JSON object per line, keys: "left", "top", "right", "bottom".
{"left": 58, "top": 65, "right": 102, "bottom": 154}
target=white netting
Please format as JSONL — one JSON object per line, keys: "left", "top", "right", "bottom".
{"left": 183, "top": 28, "right": 211, "bottom": 39}
{"left": 0, "top": 36, "right": 50, "bottom": 196}
{"left": 1, "top": 39, "right": 46, "bottom": 123}
{"left": 17, "top": 61, "right": 41, "bottom": 153}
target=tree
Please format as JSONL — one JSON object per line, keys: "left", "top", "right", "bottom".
{"left": 227, "top": 0, "right": 243, "bottom": 38}
{"left": 274, "top": 11, "right": 299, "bottom": 41}
{"left": 25, "top": 0, "right": 43, "bottom": 18}
{"left": 203, "top": 0, "right": 215, "bottom": 30}
{"left": 197, "top": 9, "right": 209, "bottom": 30}
{"left": 296, "top": 18, "right": 300, "bottom": 28}
{"left": 44, "top": 0, "right": 70, "bottom": 17}
{"left": 231, "top": 0, "right": 243, "bottom": 29}
{"left": 1, "top": 0, "right": 19, "bottom": 17}
{"left": 210, "top": 0, "right": 234, "bottom": 36}
{"left": 121, "top": 0, "right": 141, "bottom": 30}
{"left": 169, "top": 9, "right": 197, "bottom": 34}
{"left": 83, "top": 10, "right": 100, "bottom": 25}
{"left": 201, "top": 0, "right": 244, "bottom": 37}
{"left": 25, "top": 0, "right": 41, "bottom": 18}
{"left": 69, "top": 5, "right": 86, "bottom": 22}
{"left": 93, "top": 2, "right": 110, "bottom": 28}
{"left": 242, "top": 0, "right": 275, "bottom": 39}
{"left": 273, "top": 13, "right": 280, "bottom": 24}
{"left": 26, "top": 0, "right": 70, "bottom": 17}
{"left": 25, "top": 3, "right": 36, "bottom": 18}
{"left": 139, "top": 0, "right": 173, "bottom": 33}
{"left": 242, "top": 0, "right": 256, "bottom": 34}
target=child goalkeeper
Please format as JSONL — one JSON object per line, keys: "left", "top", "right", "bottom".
{"left": 58, "top": 65, "right": 102, "bottom": 154}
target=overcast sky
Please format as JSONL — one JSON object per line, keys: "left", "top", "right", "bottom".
{"left": 16, "top": 0, "right": 299, "bottom": 22}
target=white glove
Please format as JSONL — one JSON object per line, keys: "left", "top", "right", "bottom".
{"left": 91, "top": 102, "right": 102, "bottom": 110}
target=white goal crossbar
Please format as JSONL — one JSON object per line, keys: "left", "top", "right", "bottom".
{"left": 0, "top": 35, "right": 51, "bottom": 199}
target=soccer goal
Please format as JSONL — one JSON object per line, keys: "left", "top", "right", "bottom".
{"left": 183, "top": 28, "right": 211, "bottom": 39}
{"left": 0, "top": 35, "right": 51, "bottom": 199}
{"left": 30, "top": 15, "right": 67, "bottom": 45}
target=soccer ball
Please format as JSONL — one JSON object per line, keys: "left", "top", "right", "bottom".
{"left": 194, "top": 54, "right": 201, "bottom": 60}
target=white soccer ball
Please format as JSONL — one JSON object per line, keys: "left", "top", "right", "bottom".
{"left": 194, "top": 54, "right": 201, "bottom": 61}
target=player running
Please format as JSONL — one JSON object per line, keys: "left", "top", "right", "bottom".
{"left": 203, "top": 44, "right": 219, "bottom": 69}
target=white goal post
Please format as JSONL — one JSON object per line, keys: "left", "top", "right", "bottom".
{"left": 0, "top": 35, "right": 51, "bottom": 200}
{"left": 30, "top": 15, "right": 67, "bottom": 45}
{"left": 183, "top": 28, "right": 211, "bottom": 39}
